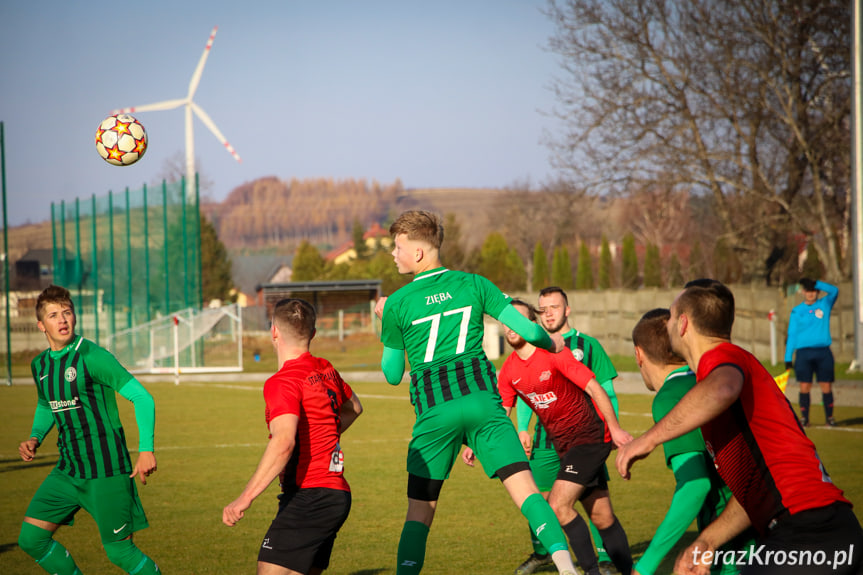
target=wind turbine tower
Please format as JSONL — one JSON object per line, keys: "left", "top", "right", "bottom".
{"left": 112, "top": 26, "right": 241, "bottom": 200}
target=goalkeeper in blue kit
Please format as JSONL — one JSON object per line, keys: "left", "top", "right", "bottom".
{"left": 376, "top": 210, "right": 580, "bottom": 575}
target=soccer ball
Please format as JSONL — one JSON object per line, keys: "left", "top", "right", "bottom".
{"left": 95, "top": 114, "right": 147, "bottom": 166}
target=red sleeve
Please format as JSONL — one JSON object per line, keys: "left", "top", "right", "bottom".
{"left": 497, "top": 361, "right": 517, "bottom": 408}
{"left": 553, "top": 351, "right": 595, "bottom": 391}
{"left": 263, "top": 374, "right": 302, "bottom": 421}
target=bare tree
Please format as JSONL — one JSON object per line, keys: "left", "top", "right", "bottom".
{"left": 545, "top": 0, "right": 850, "bottom": 281}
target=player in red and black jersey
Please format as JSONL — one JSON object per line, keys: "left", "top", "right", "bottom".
{"left": 223, "top": 298, "right": 364, "bottom": 575}
{"left": 467, "top": 300, "right": 633, "bottom": 575}
{"left": 617, "top": 279, "right": 862, "bottom": 575}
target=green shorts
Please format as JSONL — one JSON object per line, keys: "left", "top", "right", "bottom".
{"left": 25, "top": 467, "right": 149, "bottom": 543}
{"left": 407, "top": 392, "right": 528, "bottom": 480}
{"left": 529, "top": 446, "right": 560, "bottom": 492}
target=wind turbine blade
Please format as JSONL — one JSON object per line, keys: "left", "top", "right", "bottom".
{"left": 188, "top": 26, "right": 218, "bottom": 100}
{"left": 191, "top": 101, "right": 242, "bottom": 163}
{"left": 111, "top": 99, "right": 186, "bottom": 115}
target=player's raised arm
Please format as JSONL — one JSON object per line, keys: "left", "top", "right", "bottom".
{"left": 497, "top": 305, "right": 560, "bottom": 352}
{"left": 616, "top": 365, "right": 743, "bottom": 479}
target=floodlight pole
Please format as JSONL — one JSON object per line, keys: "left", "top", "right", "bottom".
{"left": 1, "top": 122, "right": 11, "bottom": 386}
{"left": 852, "top": 0, "right": 863, "bottom": 370}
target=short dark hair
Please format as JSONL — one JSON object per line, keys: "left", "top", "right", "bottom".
{"left": 678, "top": 279, "right": 735, "bottom": 339}
{"left": 272, "top": 298, "right": 316, "bottom": 340}
{"left": 800, "top": 278, "right": 817, "bottom": 292}
{"left": 538, "top": 286, "right": 568, "bottom": 306}
{"left": 36, "top": 284, "right": 74, "bottom": 321}
{"left": 632, "top": 308, "right": 686, "bottom": 366}
{"left": 510, "top": 299, "right": 538, "bottom": 322}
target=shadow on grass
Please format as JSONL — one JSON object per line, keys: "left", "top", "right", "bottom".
{"left": 348, "top": 570, "right": 387, "bottom": 575}
{"left": 0, "top": 542, "right": 20, "bottom": 555}
{"left": 0, "top": 457, "right": 57, "bottom": 473}
{"left": 835, "top": 417, "right": 863, "bottom": 427}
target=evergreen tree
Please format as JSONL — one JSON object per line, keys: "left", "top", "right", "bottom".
{"left": 598, "top": 235, "right": 613, "bottom": 289}
{"left": 478, "top": 232, "right": 512, "bottom": 289}
{"left": 688, "top": 240, "right": 706, "bottom": 280}
{"left": 369, "top": 250, "right": 409, "bottom": 295}
{"left": 532, "top": 242, "right": 550, "bottom": 291}
{"left": 504, "top": 249, "right": 528, "bottom": 292}
{"left": 714, "top": 239, "right": 742, "bottom": 284}
{"left": 200, "top": 215, "right": 235, "bottom": 303}
{"left": 576, "top": 242, "right": 594, "bottom": 290}
{"left": 551, "top": 246, "right": 574, "bottom": 289}
{"left": 643, "top": 243, "right": 662, "bottom": 287}
{"left": 621, "top": 233, "right": 639, "bottom": 289}
{"left": 352, "top": 219, "right": 369, "bottom": 260}
{"left": 667, "top": 253, "right": 685, "bottom": 287}
{"left": 292, "top": 240, "right": 325, "bottom": 281}
{"left": 800, "top": 244, "right": 824, "bottom": 280}
{"left": 440, "top": 213, "right": 467, "bottom": 270}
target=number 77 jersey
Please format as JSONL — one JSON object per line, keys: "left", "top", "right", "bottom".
{"left": 381, "top": 267, "right": 512, "bottom": 415}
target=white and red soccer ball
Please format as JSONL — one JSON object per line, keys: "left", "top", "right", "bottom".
{"left": 95, "top": 114, "right": 148, "bottom": 166}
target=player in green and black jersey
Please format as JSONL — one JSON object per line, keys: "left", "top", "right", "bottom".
{"left": 512, "top": 286, "right": 621, "bottom": 575}
{"left": 631, "top": 309, "right": 752, "bottom": 575}
{"left": 377, "top": 210, "right": 580, "bottom": 575}
{"left": 17, "top": 285, "right": 161, "bottom": 575}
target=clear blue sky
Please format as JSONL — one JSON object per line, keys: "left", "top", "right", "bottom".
{"left": 0, "top": 1, "right": 562, "bottom": 227}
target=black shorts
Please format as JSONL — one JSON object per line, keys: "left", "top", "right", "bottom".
{"left": 556, "top": 442, "right": 612, "bottom": 492}
{"left": 258, "top": 487, "right": 352, "bottom": 573}
{"left": 740, "top": 502, "right": 863, "bottom": 574}
{"left": 794, "top": 347, "right": 835, "bottom": 383}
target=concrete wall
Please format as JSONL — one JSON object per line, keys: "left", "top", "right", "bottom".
{"left": 503, "top": 281, "right": 855, "bottom": 363}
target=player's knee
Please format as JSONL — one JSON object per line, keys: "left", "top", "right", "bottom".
{"left": 104, "top": 538, "right": 146, "bottom": 573}
{"left": 18, "top": 521, "right": 52, "bottom": 560}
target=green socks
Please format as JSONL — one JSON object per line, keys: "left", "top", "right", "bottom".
{"left": 19, "top": 522, "right": 82, "bottom": 575}
{"left": 396, "top": 521, "right": 430, "bottom": 575}
{"left": 520, "top": 492, "right": 569, "bottom": 555}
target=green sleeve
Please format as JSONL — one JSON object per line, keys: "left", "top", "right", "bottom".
{"left": 30, "top": 398, "right": 55, "bottom": 443}
{"left": 634, "top": 451, "right": 713, "bottom": 574}
{"left": 516, "top": 397, "right": 533, "bottom": 433}
{"left": 118, "top": 378, "right": 155, "bottom": 452}
{"left": 497, "top": 305, "right": 553, "bottom": 351}
{"left": 381, "top": 346, "right": 406, "bottom": 385}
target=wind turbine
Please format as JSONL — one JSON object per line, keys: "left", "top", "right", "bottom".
{"left": 112, "top": 26, "right": 241, "bottom": 200}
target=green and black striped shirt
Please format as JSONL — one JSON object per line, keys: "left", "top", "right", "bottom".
{"left": 381, "top": 267, "right": 511, "bottom": 417}
{"left": 30, "top": 335, "right": 135, "bottom": 479}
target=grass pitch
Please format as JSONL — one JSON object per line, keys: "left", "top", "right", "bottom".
{"left": 2, "top": 360, "right": 862, "bottom": 574}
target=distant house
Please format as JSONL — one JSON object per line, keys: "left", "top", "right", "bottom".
{"left": 230, "top": 254, "right": 293, "bottom": 307}
{"left": 325, "top": 222, "right": 392, "bottom": 265}
{"left": 14, "top": 249, "right": 55, "bottom": 291}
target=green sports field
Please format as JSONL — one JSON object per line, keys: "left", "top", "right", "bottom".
{"left": 2, "top": 348, "right": 862, "bottom": 574}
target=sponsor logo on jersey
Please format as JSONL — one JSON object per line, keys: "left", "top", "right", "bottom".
{"left": 527, "top": 391, "right": 557, "bottom": 409}
{"left": 573, "top": 348, "right": 584, "bottom": 361}
{"left": 539, "top": 370, "right": 552, "bottom": 382}
{"left": 815, "top": 309, "right": 824, "bottom": 319}
{"left": 425, "top": 292, "right": 453, "bottom": 305}
{"left": 49, "top": 397, "right": 81, "bottom": 412}
{"left": 64, "top": 367, "right": 77, "bottom": 382}
{"left": 512, "top": 378, "right": 522, "bottom": 385}
{"left": 564, "top": 465, "right": 578, "bottom": 474}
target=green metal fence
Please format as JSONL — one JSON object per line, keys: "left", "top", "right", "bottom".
{"left": 51, "top": 177, "right": 202, "bottom": 345}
